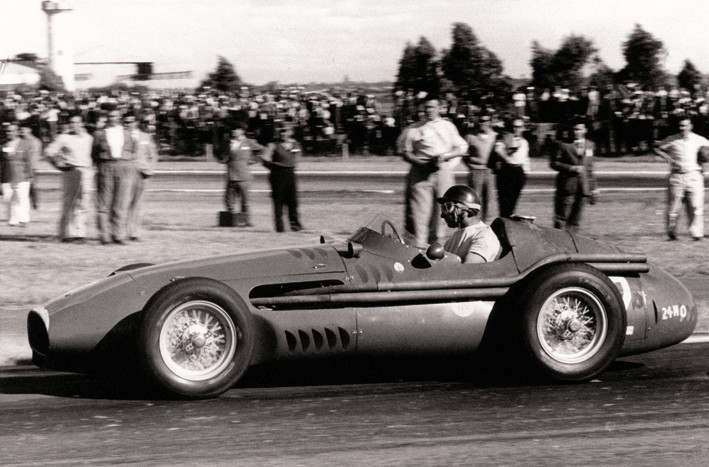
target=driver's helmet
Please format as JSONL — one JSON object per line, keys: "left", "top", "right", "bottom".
{"left": 436, "top": 185, "right": 481, "bottom": 211}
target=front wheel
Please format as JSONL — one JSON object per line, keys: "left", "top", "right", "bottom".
{"left": 517, "top": 264, "right": 626, "bottom": 381}
{"left": 137, "top": 278, "right": 255, "bottom": 398}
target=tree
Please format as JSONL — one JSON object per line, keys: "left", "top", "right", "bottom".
{"left": 553, "top": 35, "right": 597, "bottom": 90}
{"left": 529, "top": 35, "right": 597, "bottom": 91}
{"left": 530, "top": 41, "right": 555, "bottom": 90}
{"left": 587, "top": 59, "right": 616, "bottom": 90}
{"left": 261, "top": 81, "right": 280, "bottom": 93}
{"left": 13, "top": 52, "right": 39, "bottom": 63}
{"left": 394, "top": 37, "right": 440, "bottom": 97}
{"left": 677, "top": 59, "right": 703, "bottom": 94}
{"left": 199, "top": 56, "right": 243, "bottom": 93}
{"left": 37, "top": 66, "right": 65, "bottom": 92}
{"left": 619, "top": 24, "right": 667, "bottom": 89}
{"left": 440, "top": 23, "right": 507, "bottom": 102}
{"left": 395, "top": 42, "right": 417, "bottom": 93}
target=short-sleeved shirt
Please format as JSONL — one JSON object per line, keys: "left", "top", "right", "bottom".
{"left": 45, "top": 130, "right": 93, "bottom": 168}
{"left": 657, "top": 132, "right": 709, "bottom": 173}
{"left": 464, "top": 129, "right": 497, "bottom": 169}
{"left": 397, "top": 118, "right": 468, "bottom": 170}
{"left": 444, "top": 221, "right": 501, "bottom": 263}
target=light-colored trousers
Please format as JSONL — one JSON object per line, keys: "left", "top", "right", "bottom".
{"left": 127, "top": 170, "right": 148, "bottom": 239}
{"left": 2, "top": 181, "right": 30, "bottom": 225}
{"left": 404, "top": 166, "right": 455, "bottom": 249}
{"left": 667, "top": 171, "right": 704, "bottom": 239}
{"left": 60, "top": 168, "right": 92, "bottom": 240}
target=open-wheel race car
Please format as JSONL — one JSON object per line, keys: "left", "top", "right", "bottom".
{"left": 27, "top": 214, "right": 697, "bottom": 398}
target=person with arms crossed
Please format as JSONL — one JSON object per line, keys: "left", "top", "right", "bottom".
{"left": 463, "top": 114, "right": 497, "bottom": 222}
{"left": 397, "top": 97, "right": 468, "bottom": 248}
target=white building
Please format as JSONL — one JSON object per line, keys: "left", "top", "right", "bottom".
{"left": 0, "top": 62, "right": 40, "bottom": 92}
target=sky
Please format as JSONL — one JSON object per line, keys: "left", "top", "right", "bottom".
{"left": 2, "top": 0, "right": 709, "bottom": 89}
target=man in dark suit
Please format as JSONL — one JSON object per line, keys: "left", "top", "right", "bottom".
{"left": 260, "top": 125, "right": 304, "bottom": 232}
{"left": 222, "top": 121, "right": 264, "bottom": 225}
{"left": 550, "top": 118, "right": 599, "bottom": 232}
{"left": 91, "top": 110, "right": 137, "bottom": 245}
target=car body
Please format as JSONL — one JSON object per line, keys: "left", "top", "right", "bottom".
{"left": 27, "top": 215, "right": 697, "bottom": 398}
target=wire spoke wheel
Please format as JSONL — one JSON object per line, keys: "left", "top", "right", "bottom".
{"left": 537, "top": 287, "right": 607, "bottom": 365}
{"left": 515, "top": 264, "right": 626, "bottom": 382}
{"left": 139, "top": 278, "right": 255, "bottom": 398}
{"left": 159, "top": 300, "right": 238, "bottom": 381}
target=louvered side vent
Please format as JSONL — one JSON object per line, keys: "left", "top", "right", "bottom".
{"left": 285, "top": 327, "right": 351, "bottom": 354}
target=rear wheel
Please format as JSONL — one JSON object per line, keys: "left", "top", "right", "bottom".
{"left": 138, "top": 278, "right": 255, "bottom": 398}
{"left": 517, "top": 264, "right": 626, "bottom": 381}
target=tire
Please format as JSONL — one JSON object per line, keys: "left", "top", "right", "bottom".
{"left": 137, "top": 278, "right": 255, "bottom": 398}
{"left": 516, "top": 264, "right": 626, "bottom": 382}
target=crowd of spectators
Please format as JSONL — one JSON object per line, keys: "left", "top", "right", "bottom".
{"left": 443, "top": 83, "right": 709, "bottom": 157}
{"left": 3, "top": 82, "right": 709, "bottom": 159}
{"left": 0, "top": 87, "right": 400, "bottom": 158}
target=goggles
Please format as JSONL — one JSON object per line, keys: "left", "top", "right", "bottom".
{"left": 441, "top": 201, "right": 462, "bottom": 214}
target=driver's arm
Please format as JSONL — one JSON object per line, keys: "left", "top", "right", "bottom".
{"left": 460, "top": 231, "right": 501, "bottom": 263}
{"left": 462, "top": 251, "right": 487, "bottom": 264}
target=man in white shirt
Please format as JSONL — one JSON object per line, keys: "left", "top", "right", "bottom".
{"left": 45, "top": 115, "right": 94, "bottom": 242}
{"left": 436, "top": 185, "right": 501, "bottom": 263}
{"left": 91, "top": 110, "right": 138, "bottom": 245}
{"left": 397, "top": 98, "right": 468, "bottom": 248}
{"left": 654, "top": 116, "right": 709, "bottom": 240}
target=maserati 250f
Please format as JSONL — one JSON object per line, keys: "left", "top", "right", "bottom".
{"left": 28, "top": 215, "right": 696, "bottom": 398}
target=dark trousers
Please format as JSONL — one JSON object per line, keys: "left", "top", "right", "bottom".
{"left": 95, "top": 160, "right": 135, "bottom": 242}
{"left": 496, "top": 165, "right": 526, "bottom": 218}
{"left": 269, "top": 168, "right": 301, "bottom": 232}
{"left": 554, "top": 176, "right": 585, "bottom": 232}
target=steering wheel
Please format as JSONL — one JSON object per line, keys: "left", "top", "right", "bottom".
{"left": 381, "top": 220, "right": 404, "bottom": 244}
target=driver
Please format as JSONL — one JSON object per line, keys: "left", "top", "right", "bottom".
{"left": 436, "top": 185, "right": 501, "bottom": 263}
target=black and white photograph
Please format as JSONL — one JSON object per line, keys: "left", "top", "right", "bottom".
{"left": 2, "top": 1, "right": 709, "bottom": 465}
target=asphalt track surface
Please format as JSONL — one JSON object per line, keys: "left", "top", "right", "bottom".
{"left": 2, "top": 340, "right": 709, "bottom": 465}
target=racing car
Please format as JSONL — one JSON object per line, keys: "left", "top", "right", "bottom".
{"left": 27, "top": 214, "right": 696, "bottom": 398}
